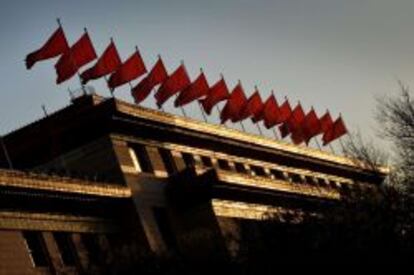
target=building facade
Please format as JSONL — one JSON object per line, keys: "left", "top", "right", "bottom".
{"left": 0, "top": 93, "right": 387, "bottom": 273}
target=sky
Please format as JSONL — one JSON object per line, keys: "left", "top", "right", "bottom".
{"left": 1, "top": 0, "right": 414, "bottom": 150}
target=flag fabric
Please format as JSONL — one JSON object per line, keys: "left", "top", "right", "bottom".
{"left": 238, "top": 89, "right": 263, "bottom": 123}
{"left": 279, "top": 103, "right": 305, "bottom": 138}
{"left": 174, "top": 72, "right": 209, "bottom": 107}
{"left": 80, "top": 41, "right": 121, "bottom": 84}
{"left": 319, "top": 111, "right": 334, "bottom": 134}
{"left": 322, "top": 116, "right": 347, "bottom": 145}
{"left": 26, "top": 26, "right": 69, "bottom": 69}
{"left": 262, "top": 95, "right": 280, "bottom": 129}
{"left": 155, "top": 64, "right": 191, "bottom": 108}
{"left": 199, "top": 78, "right": 229, "bottom": 115}
{"left": 220, "top": 83, "right": 247, "bottom": 123}
{"left": 131, "top": 57, "right": 168, "bottom": 104}
{"left": 302, "top": 108, "right": 321, "bottom": 145}
{"left": 108, "top": 50, "right": 147, "bottom": 89}
{"left": 55, "top": 32, "right": 97, "bottom": 84}
{"left": 276, "top": 99, "right": 292, "bottom": 125}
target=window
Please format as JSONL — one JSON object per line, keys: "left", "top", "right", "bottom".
{"left": 329, "top": 180, "right": 338, "bottom": 189}
{"left": 217, "top": 159, "right": 231, "bottom": 170}
{"left": 271, "top": 169, "right": 286, "bottom": 180}
{"left": 131, "top": 144, "right": 153, "bottom": 173}
{"left": 250, "top": 165, "right": 266, "bottom": 177}
{"left": 290, "top": 173, "right": 304, "bottom": 184}
{"left": 317, "top": 177, "right": 328, "bottom": 186}
{"left": 153, "top": 207, "right": 177, "bottom": 250}
{"left": 234, "top": 162, "right": 247, "bottom": 173}
{"left": 158, "top": 148, "right": 177, "bottom": 175}
{"left": 182, "top": 152, "right": 195, "bottom": 168}
{"left": 53, "top": 232, "right": 77, "bottom": 266}
{"left": 201, "top": 156, "right": 213, "bottom": 167}
{"left": 22, "top": 231, "right": 49, "bottom": 267}
{"left": 305, "top": 175, "right": 317, "bottom": 185}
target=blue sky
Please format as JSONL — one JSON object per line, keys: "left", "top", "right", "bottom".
{"left": 1, "top": 0, "right": 413, "bottom": 149}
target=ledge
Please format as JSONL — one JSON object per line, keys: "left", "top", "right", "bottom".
{"left": 0, "top": 169, "right": 132, "bottom": 198}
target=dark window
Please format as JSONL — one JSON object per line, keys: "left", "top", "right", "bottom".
{"left": 317, "top": 178, "right": 328, "bottom": 186}
{"left": 201, "top": 156, "right": 213, "bottom": 167}
{"left": 329, "top": 180, "right": 338, "bottom": 188}
{"left": 182, "top": 152, "right": 195, "bottom": 168}
{"left": 217, "top": 159, "right": 231, "bottom": 170}
{"left": 290, "top": 173, "right": 303, "bottom": 184}
{"left": 132, "top": 144, "right": 153, "bottom": 173}
{"left": 305, "top": 176, "right": 317, "bottom": 185}
{"left": 271, "top": 169, "right": 285, "bottom": 180}
{"left": 251, "top": 165, "right": 266, "bottom": 177}
{"left": 53, "top": 232, "right": 77, "bottom": 266}
{"left": 158, "top": 148, "right": 177, "bottom": 175}
{"left": 234, "top": 162, "right": 247, "bottom": 173}
{"left": 153, "top": 207, "right": 177, "bottom": 250}
{"left": 22, "top": 231, "right": 49, "bottom": 267}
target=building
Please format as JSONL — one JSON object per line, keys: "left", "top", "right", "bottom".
{"left": 0, "top": 93, "right": 387, "bottom": 273}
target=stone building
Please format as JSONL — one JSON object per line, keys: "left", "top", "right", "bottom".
{"left": 0, "top": 93, "right": 387, "bottom": 274}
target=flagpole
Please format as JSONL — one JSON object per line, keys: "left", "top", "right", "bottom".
{"left": 67, "top": 88, "right": 74, "bottom": 101}
{"left": 270, "top": 90, "right": 280, "bottom": 140}
{"left": 125, "top": 46, "right": 140, "bottom": 96}
{"left": 252, "top": 85, "right": 264, "bottom": 136}
{"left": 272, "top": 128, "right": 279, "bottom": 140}
{"left": 314, "top": 138, "right": 322, "bottom": 150}
{"left": 338, "top": 137, "right": 346, "bottom": 154}
{"left": 239, "top": 121, "right": 246, "bottom": 132}
{"left": 198, "top": 102, "right": 208, "bottom": 123}
{"left": 0, "top": 134, "right": 13, "bottom": 169}
{"left": 41, "top": 105, "right": 48, "bottom": 117}
{"left": 214, "top": 73, "right": 225, "bottom": 125}
{"left": 191, "top": 67, "right": 209, "bottom": 122}
{"left": 105, "top": 37, "right": 116, "bottom": 98}
{"left": 176, "top": 94, "right": 187, "bottom": 117}
{"left": 175, "top": 59, "right": 189, "bottom": 117}
{"left": 57, "top": 18, "right": 89, "bottom": 95}
{"left": 236, "top": 79, "right": 246, "bottom": 132}
{"left": 328, "top": 143, "right": 336, "bottom": 154}
{"left": 256, "top": 122, "right": 263, "bottom": 136}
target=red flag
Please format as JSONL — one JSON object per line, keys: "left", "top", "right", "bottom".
{"left": 319, "top": 111, "right": 333, "bottom": 134}
{"left": 55, "top": 32, "right": 97, "bottom": 84}
{"left": 108, "top": 50, "right": 147, "bottom": 89}
{"left": 302, "top": 108, "right": 321, "bottom": 145}
{"left": 238, "top": 89, "right": 263, "bottom": 122}
{"left": 155, "top": 64, "right": 191, "bottom": 108}
{"left": 276, "top": 99, "right": 292, "bottom": 125}
{"left": 131, "top": 57, "right": 168, "bottom": 104}
{"left": 174, "top": 72, "right": 209, "bottom": 107}
{"left": 262, "top": 95, "right": 280, "bottom": 129}
{"left": 323, "top": 116, "right": 347, "bottom": 146}
{"left": 80, "top": 41, "right": 121, "bottom": 84}
{"left": 199, "top": 78, "right": 229, "bottom": 115}
{"left": 26, "top": 26, "right": 69, "bottom": 69}
{"left": 279, "top": 103, "right": 305, "bottom": 138}
{"left": 220, "top": 83, "right": 247, "bottom": 123}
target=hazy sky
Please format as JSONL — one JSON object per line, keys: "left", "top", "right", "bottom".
{"left": 1, "top": 0, "right": 413, "bottom": 149}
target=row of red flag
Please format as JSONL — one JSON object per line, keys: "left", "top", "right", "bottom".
{"left": 25, "top": 24, "right": 347, "bottom": 146}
